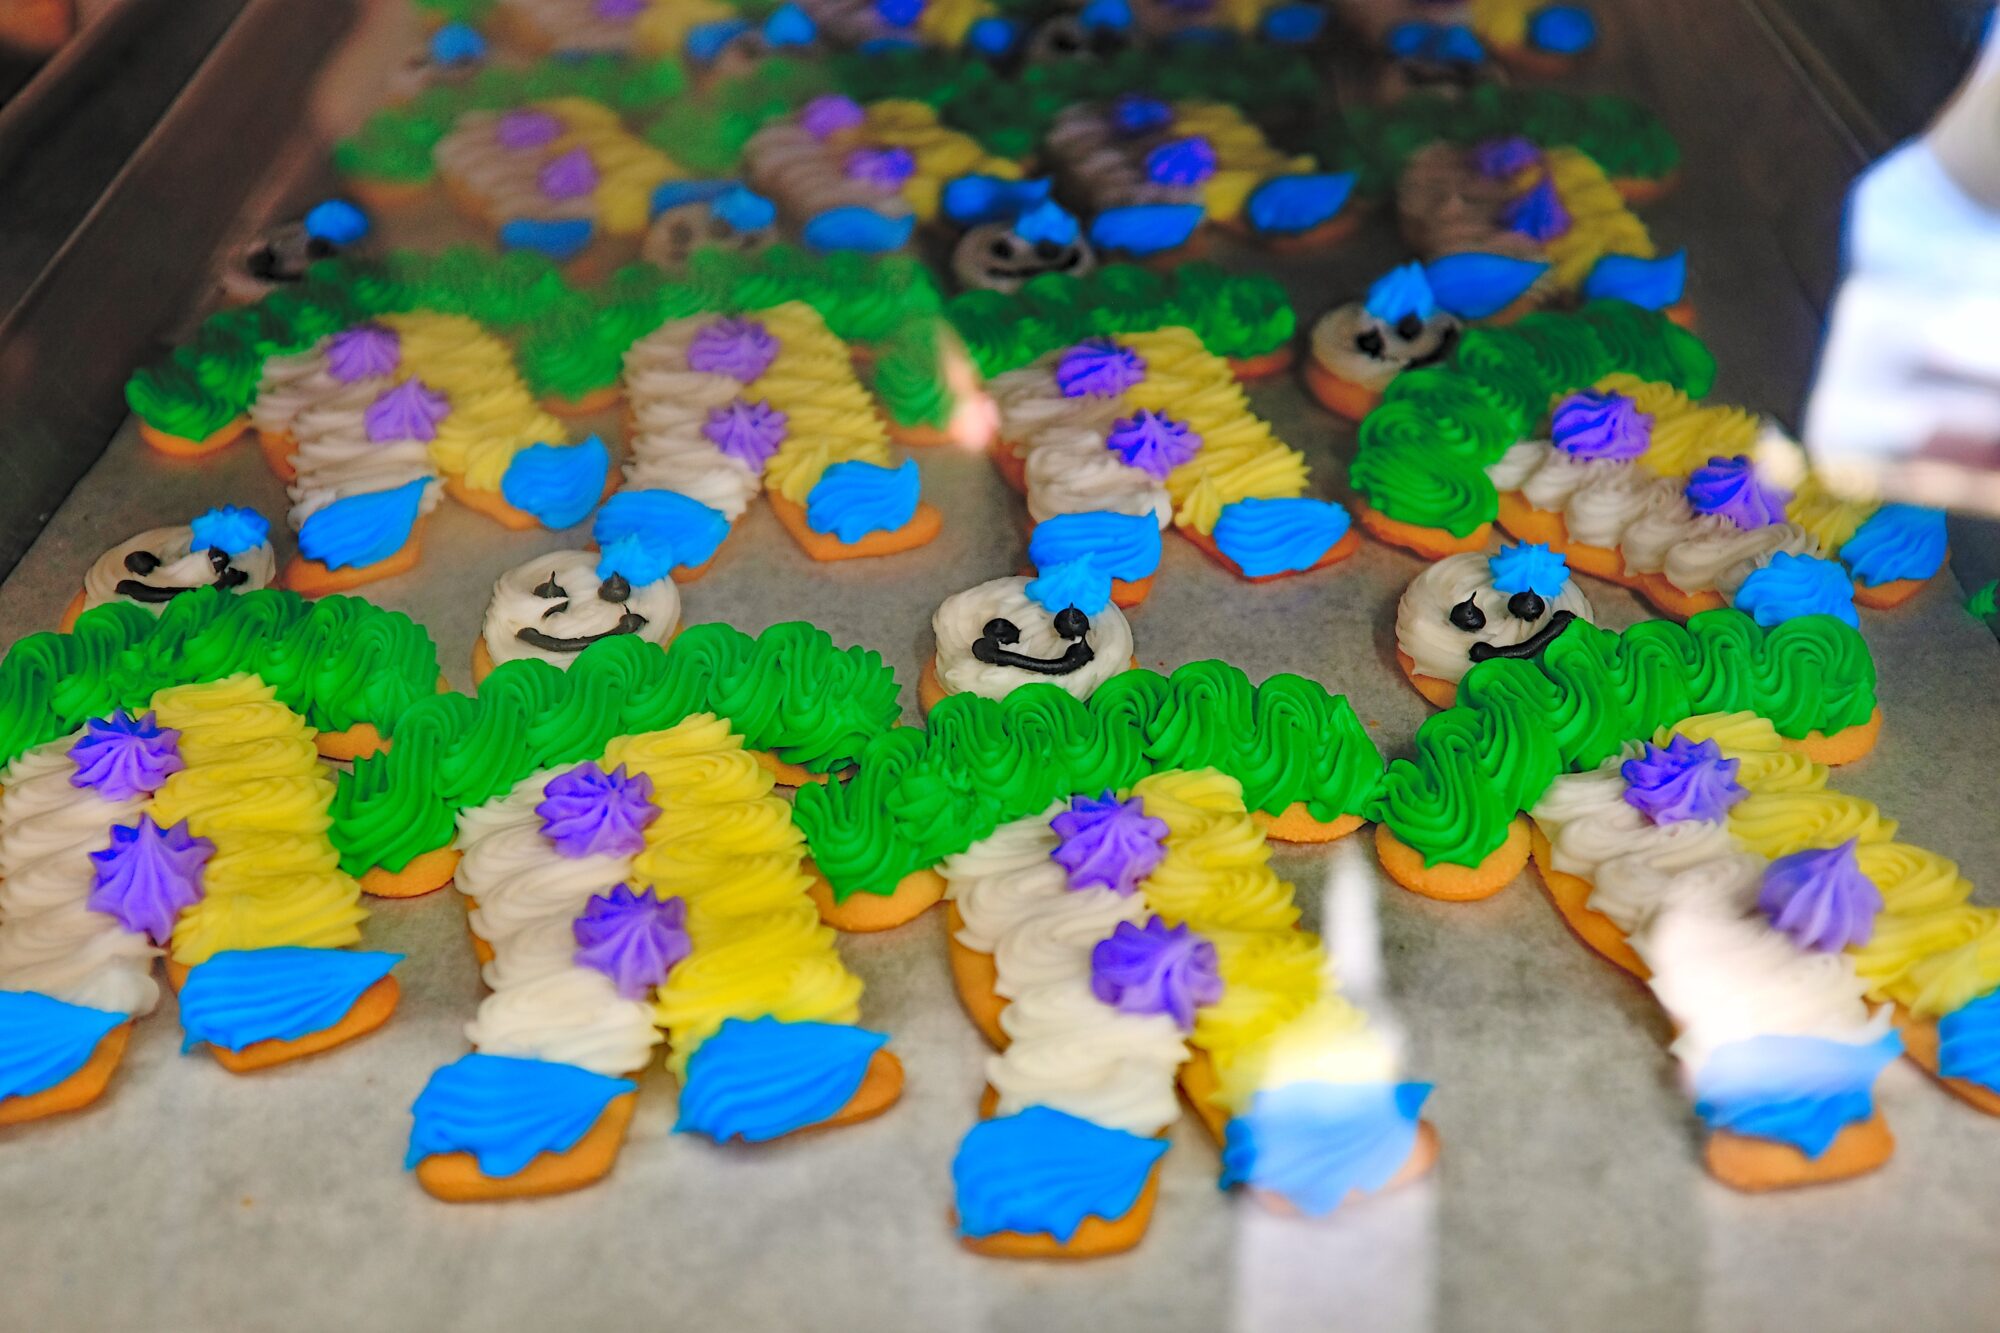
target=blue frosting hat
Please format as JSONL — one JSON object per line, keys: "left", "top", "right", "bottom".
{"left": 596, "top": 533, "right": 676, "bottom": 588}
{"left": 763, "top": 3, "right": 816, "bottom": 45}
{"left": 1261, "top": 2, "right": 1325, "bottom": 43}
{"left": 942, "top": 175, "right": 1052, "bottom": 227}
{"left": 685, "top": 18, "right": 752, "bottom": 60}
{"left": 1026, "top": 556, "right": 1113, "bottom": 617}
{"left": 712, "top": 185, "right": 777, "bottom": 232}
{"left": 304, "top": 199, "right": 369, "bottom": 246}
{"left": 1364, "top": 263, "right": 1438, "bottom": 323}
{"left": 967, "top": 15, "right": 1019, "bottom": 55}
{"left": 1487, "top": 543, "right": 1570, "bottom": 597}
{"left": 1015, "top": 200, "right": 1080, "bottom": 246}
{"left": 1080, "top": 0, "right": 1131, "bottom": 31}
{"left": 189, "top": 505, "right": 270, "bottom": 556}
{"left": 592, "top": 488, "right": 730, "bottom": 571}
{"left": 1529, "top": 4, "right": 1596, "bottom": 54}
{"left": 429, "top": 22, "right": 488, "bottom": 64}
{"left": 1028, "top": 511, "right": 1162, "bottom": 583}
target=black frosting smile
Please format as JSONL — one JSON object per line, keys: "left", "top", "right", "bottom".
{"left": 1467, "top": 609, "right": 1577, "bottom": 664}
{"left": 516, "top": 611, "right": 648, "bottom": 654}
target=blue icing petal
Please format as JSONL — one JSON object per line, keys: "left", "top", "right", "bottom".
{"left": 189, "top": 505, "right": 270, "bottom": 556}
{"left": 1693, "top": 1031, "right": 1901, "bottom": 1158}
{"left": 802, "top": 207, "right": 915, "bottom": 253}
{"left": 595, "top": 532, "right": 676, "bottom": 587}
{"left": 430, "top": 22, "right": 488, "bottom": 64}
{"left": 675, "top": 1017, "right": 887, "bottom": 1142}
{"left": 1939, "top": 991, "right": 2000, "bottom": 1093}
{"left": 297, "top": 478, "right": 429, "bottom": 571}
{"left": 592, "top": 488, "right": 731, "bottom": 570}
{"left": 1079, "top": 0, "right": 1131, "bottom": 30}
{"left": 954, "top": 1107, "right": 1168, "bottom": 1241}
{"left": 1732, "top": 552, "right": 1858, "bottom": 628}
{"left": 304, "top": 199, "right": 369, "bottom": 246}
{"left": 1015, "top": 200, "right": 1079, "bottom": 246}
{"left": 1027, "top": 557, "right": 1112, "bottom": 616}
{"left": 1246, "top": 173, "right": 1355, "bottom": 237}
{"left": 967, "top": 15, "right": 1019, "bottom": 54}
{"left": 685, "top": 17, "right": 752, "bottom": 60}
{"left": 805, "top": 459, "right": 921, "bottom": 542}
{"left": 1529, "top": 4, "right": 1597, "bottom": 54}
{"left": 1487, "top": 541, "right": 1570, "bottom": 597}
{"left": 499, "top": 217, "right": 594, "bottom": 260}
{"left": 1261, "top": 3, "right": 1326, "bottom": 43}
{"left": 1220, "top": 1082, "right": 1431, "bottom": 1216}
{"left": 0, "top": 990, "right": 125, "bottom": 1102}
{"left": 762, "top": 3, "right": 816, "bottom": 45}
{"left": 1581, "top": 250, "right": 1686, "bottom": 310}
{"left": 1424, "top": 252, "right": 1548, "bottom": 319}
{"left": 500, "top": 436, "right": 611, "bottom": 530}
{"left": 1089, "top": 204, "right": 1205, "bottom": 257}
{"left": 1028, "top": 511, "right": 1162, "bottom": 583}
{"left": 1841, "top": 503, "right": 1948, "bottom": 587}
{"left": 941, "top": 174, "right": 1053, "bottom": 226}
{"left": 711, "top": 185, "right": 776, "bottom": 232}
{"left": 1365, "top": 262, "right": 1439, "bottom": 323}
{"left": 649, "top": 178, "right": 738, "bottom": 219}
{"left": 406, "top": 1053, "right": 635, "bottom": 1178}
{"left": 1212, "top": 497, "right": 1352, "bottom": 578}
{"left": 178, "top": 948, "right": 400, "bottom": 1053}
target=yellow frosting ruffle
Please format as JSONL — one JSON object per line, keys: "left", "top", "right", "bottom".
{"left": 379, "top": 310, "right": 566, "bottom": 494}
{"left": 915, "top": 0, "right": 991, "bottom": 44}
{"left": 630, "top": 0, "right": 735, "bottom": 55}
{"left": 1515, "top": 148, "right": 1653, "bottom": 293}
{"left": 1167, "top": 102, "right": 1316, "bottom": 224}
{"left": 1469, "top": 0, "right": 1534, "bottom": 47}
{"left": 1585, "top": 374, "right": 1762, "bottom": 478}
{"left": 745, "top": 301, "right": 895, "bottom": 503}
{"left": 861, "top": 100, "right": 1021, "bottom": 223}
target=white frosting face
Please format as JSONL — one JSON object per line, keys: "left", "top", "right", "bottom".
{"left": 82, "top": 524, "right": 277, "bottom": 613}
{"left": 640, "top": 200, "right": 775, "bottom": 270}
{"left": 932, "top": 575, "right": 1132, "bottom": 703}
{"left": 481, "top": 549, "right": 680, "bottom": 671}
{"left": 1395, "top": 551, "right": 1594, "bottom": 685}
{"left": 1309, "top": 302, "right": 1462, "bottom": 393}
{"left": 950, "top": 222, "right": 1097, "bottom": 295}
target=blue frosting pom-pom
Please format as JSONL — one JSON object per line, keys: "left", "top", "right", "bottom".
{"left": 1733, "top": 552, "right": 1859, "bottom": 628}
{"left": 500, "top": 436, "right": 611, "bottom": 530}
{"left": 1220, "top": 1082, "right": 1431, "bottom": 1216}
{"left": 189, "top": 504, "right": 270, "bottom": 556}
{"left": 942, "top": 174, "right": 1052, "bottom": 226}
{"left": 1693, "top": 1031, "right": 1901, "bottom": 1158}
{"left": 592, "top": 488, "right": 731, "bottom": 572}
{"left": 875, "top": 0, "right": 923, "bottom": 26}
{"left": 1015, "top": 200, "right": 1079, "bottom": 246}
{"left": 711, "top": 185, "right": 777, "bottom": 233}
{"left": 954, "top": 1108, "right": 1168, "bottom": 1242}
{"left": 1365, "top": 262, "right": 1439, "bottom": 324}
{"left": 1529, "top": 4, "right": 1597, "bottom": 54}
{"left": 762, "top": 3, "right": 816, "bottom": 45}
{"left": 1245, "top": 173, "right": 1354, "bottom": 237}
{"left": 685, "top": 17, "right": 752, "bottom": 60}
{"left": 805, "top": 459, "right": 921, "bottom": 542}
{"left": 967, "top": 15, "right": 1019, "bottom": 54}
{"left": 595, "top": 533, "right": 677, "bottom": 588}
{"left": 0, "top": 990, "right": 125, "bottom": 1102}
{"left": 1424, "top": 251, "right": 1548, "bottom": 319}
{"left": 406, "top": 1054, "right": 634, "bottom": 1178}
{"left": 1581, "top": 251, "right": 1687, "bottom": 310}
{"left": 499, "top": 217, "right": 594, "bottom": 260}
{"left": 676, "top": 1017, "right": 888, "bottom": 1142}
{"left": 1079, "top": 0, "right": 1131, "bottom": 30}
{"left": 1487, "top": 542, "right": 1570, "bottom": 597}
{"left": 1840, "top": 503, "right": 1949, "bottom": 587}
{"left": 179, "top": 948, "right": 400, "bottom": 1053}
{"left": 1026, "top": 556, "right": 1113, "bottom": 616}
{"left": 429, "top": 22, "right": 488, "bottom": 64}
{"left": 1939, "top": 991, "right": 2000, "bottom": 1093}
{"left": 1261, "top": 2, "right": 1326, "bottom": 43}
{"left": 802, "top": 207, "right": 915, "bottom": 253}
{"left": 1089, "top": 204, "right": 1204, "bottom": 257}
{"left": 304, "top": 199, "right": 369, "bottom": 246}
{"left": 1028, "top": 511, "right": 1163, "bottom": 583}
{"left": 297, "top": 478, "right": 429, "bottom": 571}
{"left": 649, "top": 178, "right": 737, "bottom": 219}
{"left": 1433, "top": 22, "right": 1486, "bottom": 62}
{"left": 1212, "top": 497, "right": 1352, "bottom": 578}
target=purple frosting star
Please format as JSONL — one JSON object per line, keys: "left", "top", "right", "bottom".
{"left": 1471, "top": 135, "right": 1542, "bottom": 179}
{"left": 572, "top": 884, "right": 692, "bottom": 999}
{"left": 1145, "top": 136, "right": 1217, "bottom": 187}
{"left": 702, "top": 399, "right": 788, "bottom": 470}
{"left": 800, "top": 94, "right": 866, "bottom": 140}
{"left": 496, "top": 108, "right": 563, "bottom": 151}
{"left": 596, "top": 0, "right": 645, "bottom": 18}
{"left": 686, "top": 317, "right": 780, "bottom": 382}
{"left": 1090, "top": 916, "right": 1223, "bottom": 1030}
{"left": 1552, "top": 390, "right": 1651, "bottom": 462}
{"left": 538, "top": 147, "right": 599, "bottom": 201}
{"left": 68, "top": 710, "right": 184, "bottom": 802}
{"left": 1110, "top": 94, "right": 1174, "bottom": 138}
{"left": 1051, "top": 791, "right": 1169, "bottom": 896}
{"left": 1055, "top": 339, "right": 1146, "bottom": 398}
{"left": 1500, "top": 175, "right": 1570, "bottom": 241}
{"left": 87, "top": 815, "right": 212, "bottom": 946}
{"left": 1105, "top": 410, "right": 1201, "bottom": 479}
{"left": 536, "top": 762, "right": 660, "bottom": 859}
{"left": 844, "top": 145, "right": 916, "bottom": 191}
{"left": 1757, "top": 839, "right": 1883, "bottom": 953}
{"left": 1619, "top": 735, "right": 1746, "bottom": 825}
{"left": 364, "top": 378, "right": 450, "bottom": 444}
{"left": 1685, "top": 455, "right": 1790, "bottom": 530}
{"left": 327, "top": 323, "right": 401, "bottom": 384}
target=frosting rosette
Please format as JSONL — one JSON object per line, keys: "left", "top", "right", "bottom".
{"left": 1105, "top": 410, "right": 1201, "bottom": 480}
{"left": 1757, "top": 839, "right": 1883, "bottom": 953}
{"left": 1089, "top": 916, "right": 1223, "bottom": 1030}
{"left": 67, "top": 710, "right": 183, "bottom": 801}
{"left": 1051, "top": 792, "right": 1169, "bottom": 896}
{"left": 686, "top": 316, "right": 780, "bottom": 382}
{"left": 1685, "top": 455, "right": 1789, "bottom": 530}
{"left": 535, "top": 762, "right": 660, "bottom": 859}
{"left": 1055, "top": 339, "right": 1146, "bottom": 399}
{"left": 572, "top": 884, "right": 691, "bottom": 1000}
{"left": 1551, "top": 389, "right": 1650, "bottom": 461}
{"left": 1619, "top": 735, "right": 1745, "bottom": 825}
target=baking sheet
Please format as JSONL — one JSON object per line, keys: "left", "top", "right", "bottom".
{"left": 7, "top": 3, "right": 2000, "bottom": 1331}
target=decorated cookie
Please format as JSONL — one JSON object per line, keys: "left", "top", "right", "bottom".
{"left": 67, "top": 506, "right": 277, "bottom": 632}
{"left": 221, "top": 200, "right": 370, "bottom": 306}
{"left": 949, "top": 197, "right": 1097, "bottom": 294}
{"left": 388, "top": 21, "right": 487, "bottom": 104}
{"left": 484, "top": 0, "right": 738, "bottom": 58}
{"left": 640, "top": 181, "right": 779, "bottom": 269}
{"left": 476, "top": 545, "right": 681, "bottom": 682}
{"left": 925, "top": 561, "right": 1133, "bottom": 712}
{"left": 1305, "top": 262, "right": 1477, "bottom": 419}
{"left": 1394, "top": 542, "right": 1592, "bottom": 707}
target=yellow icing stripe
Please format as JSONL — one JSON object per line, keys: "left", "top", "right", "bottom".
{"left": 145, "top": 675, "right": 366, "bottom": 965}
{"left": 630, "top": 0, "right": 735, "bottom": 55}
{"left": 1538, "top": 148, "right": 1654, "bottom": 292}
{"left": 914, "top": 0, "right": 989, "bottom": 43}
{"left": 861, "top": 100, "right": 1021, "bottom": 222}
{"left": 1788, "top": 474, "right": 1881, "bottom": 551}
{"left": 533, "top": 97, "right": 681, "bottom": 236}
{"left": 1468, "top": 0, "right": 1534, "bottom": 45}
{"left": 379, "top": 310, "right": 566, "bottom": 493}
{"left": 748, "top": 302, "right": 895, "bottom": 503}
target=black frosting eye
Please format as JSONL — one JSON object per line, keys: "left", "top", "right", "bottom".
{"left": 124, "top": 550, "right": 161, "bottom": 575}
{"left": 599, "top": 574, "right": 632, "bottom": 603}
{"left": 988, "top": 236, "right": 1018, "bottom": 259}
{"left": 541, "top": 601, "right": 570, "bottom": 619}
{"left": 1395, "top": 313, "right": 1424, "bottom": 341}
{"left": 206, "top": 547, "right": 231, "bottom": 573}
{"left": 1508, "top": 590, "right": 1547, "bottom": 621}
{"left": 533, "top": 575, "right": 567, "bottom": 599}
{"left": 1052, "top": 606, "right": 1089, "bottom": 640}
{"left": 982, "top": 617, "right": 1020, "bottom": 645}
{"left": 1448, "top": 596, "right": 1485, "bottom": 631}
{"left": 1354, "top": 328, "right": 1385, "bottom": 357}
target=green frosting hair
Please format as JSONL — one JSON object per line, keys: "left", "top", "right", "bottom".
{"left": 330, "top": 623, "right": 903, "bottom": 874}
{"left": 1349, "top": 301, "right": 1715, "bottom": 536}
{"left": 1370, "top": 611, "right": 1878, "bottom": 869}
{"left": 793, "top": 663, "right": 1383, "bottom": 901}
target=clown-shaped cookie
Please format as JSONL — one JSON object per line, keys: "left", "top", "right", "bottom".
{"left": 221, "top": 201, "right": 370, "bottom": 307}
{"left": 476, "top": 538, "right": 681, "bottom": 684}
{"left": 951, "top": 198, "right": 1097, "bottom": 295}
{"left": 1395, "top": 542, "right": 1591, "bottom": 707}
{"left": 66, "top": 506, "right": 277, "bottom": 632}
{"left": 640, "top": 182, "right": 779, "bottom": 271}
{"left": 925, "top": 557, "right": 1134, "bottom": 713}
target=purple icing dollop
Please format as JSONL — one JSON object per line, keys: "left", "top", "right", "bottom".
{"left": 1472, "top": 135, "right": 1542, "bottom": 179}
{"left": 364, "top": 378, "right": 450, "bottom": 444}
{"left": 1051, "top": 791, "right": 1169, "bottom": 896}
{"left": 1619, "top": 735, "right": 1746, "bottom": 825}
{"left": 1685, "top": 455, "right": 1791, "bottom": 530}
{"left": 1500, "top": 175, "right": 1570, "bottom": 241}
{"left": 1105, "top": 410, "right": 1201, "bottom": 479}
{"left": 844, "top": 145, "right": 916, "bottom": 191}
{"left": 800, "top": 94, "right": 866, "bottom": 140}
{"left": 68, "top": 710, "right": 184, "bottom": 802}
{"left": 1551, "top": 390, "right": 1651, "bottom": 462}
{"left": 1757, "top": 839, "right": 1882, "bottom": 953}
{"left": 572, "top": 884, "right": 692, "bottom": 999}
{"left": 702, "top": 399, "right": 789, "bottom": 470}
{"left": 1055, "top": 338, "right": 1146, "bottom": 398}
{"left": 327, "top": 323, "right": 401, "bottom": 384}
{"left": 596, "top": 0, "right": 645, "bottom": 18}
{"left": 1090, "top": 916, "right": 1223, "bottom": 1030}
{"left": 538, "top": 147, "right": 599, "bottom": 201}
{"left": 536, "top": 762, "right": 660, "bottom": 859}
{"left": 686, "top": 316, "right": 780, "bottom": 382}
{"left": 87, "top": 815, "right": 212, "bottom": 945}
{"left": 1145, "top": 136, "right": 1217, "bottom": 187}
{"left": 496, "top": 109, "right": 563, "bottom": 151}
{"left": 1110, "top": 94, "right": 1174, "bottom": 138}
